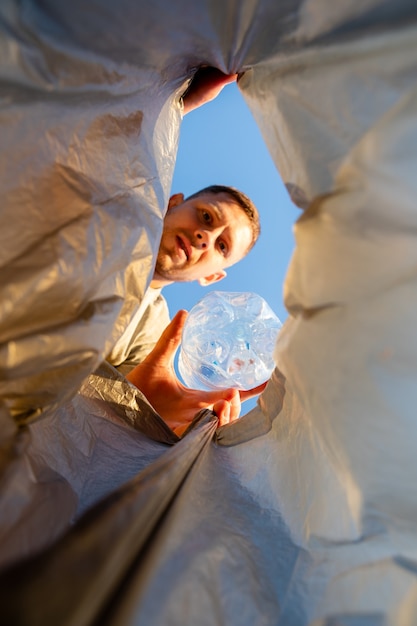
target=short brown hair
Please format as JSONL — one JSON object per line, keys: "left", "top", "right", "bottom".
{"left": 185, "top": 185, "right": 260, "bottom": 252}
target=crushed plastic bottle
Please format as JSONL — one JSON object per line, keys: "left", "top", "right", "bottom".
{"left": 178, "top": 291, "right": 282, "bottom": 391}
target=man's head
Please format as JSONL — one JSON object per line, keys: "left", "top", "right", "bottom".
{"left": 151, "top": 185, "right": 260, "bottom": 288}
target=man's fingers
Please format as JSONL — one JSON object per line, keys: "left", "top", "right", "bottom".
{"left": 221, "top": 73, "right": 239, "bottom": 86}
{"left": 182, "top": 67, "right": 238, "bottom": 114}
{"left": 239, "top": 380, "right": 268, "bottom": 402}
{"left": 213, "top": 399, "right": 230, "bottom": 427}
{"left": 213, "top": 389, "right": 241, "bottom": 426}
{"left": 144, "top": 309, "right": 188, "bottom": 365}
{"left": 228, "top": 389, "right": 241, "bottom": 422}
{"left": 198, "top": 380, "right": 268, "bottom": 407}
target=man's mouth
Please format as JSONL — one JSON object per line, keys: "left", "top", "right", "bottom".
{"left": 176, "top": 236, "right": 190, "bottom": 261}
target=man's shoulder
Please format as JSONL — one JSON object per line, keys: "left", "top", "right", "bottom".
{"left": 107, "top": 287, "right": 170, "bottom": 371}
{"left": 144, "top": 287, "right": 169, "bottom": 318}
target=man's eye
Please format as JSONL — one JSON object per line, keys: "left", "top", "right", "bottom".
{"left": 201, "top": 210, "right": 211, "bottom": 223}
{"left": 219, "top": 240, "right": 228, "bottom": 255}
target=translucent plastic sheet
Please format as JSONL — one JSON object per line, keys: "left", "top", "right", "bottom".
{"left": 1, "top": 1, "right": 417, "bottom": 624}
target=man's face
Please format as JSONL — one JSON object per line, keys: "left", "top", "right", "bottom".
{"left": 153, "top": 192, "right": 253, "bottom": 286}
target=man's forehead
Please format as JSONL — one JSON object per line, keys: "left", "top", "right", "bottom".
{"left": 193, "top": 192, "right": 243, "bottom": 219}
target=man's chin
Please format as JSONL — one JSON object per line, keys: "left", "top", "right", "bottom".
{"left": 153, "top": 265, "right": 189, "bottom": 283}
{"left": 156, "top": 269, "right": 197, "bottom": 284}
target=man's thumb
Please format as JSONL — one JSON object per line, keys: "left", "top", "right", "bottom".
{"left": 144, "top": 309, "right": 188, "bottom": 364}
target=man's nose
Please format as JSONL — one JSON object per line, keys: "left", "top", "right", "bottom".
{"left": 194, "top": 229, "right": 214, "bottom": 250}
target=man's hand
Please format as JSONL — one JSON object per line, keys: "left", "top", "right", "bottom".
{"left": 182, "top": 67, "right": 238, "bottom": 114}
{"left": 126, "top": 310, "right": 266, "bottom": 436}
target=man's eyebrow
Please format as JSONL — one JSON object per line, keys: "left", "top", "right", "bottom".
{"left": 206, "top": 201, "right": 223, "bottom": 222}
{"left": 208, "top": 202, "right": 224, "bottom": 222}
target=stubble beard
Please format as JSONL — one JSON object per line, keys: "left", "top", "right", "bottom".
{"left": 153, "top": 236, "right": 187, "bottom": 282}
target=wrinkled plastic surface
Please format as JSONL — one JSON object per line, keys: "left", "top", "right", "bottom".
{"left": 1, "top": 1, "right": 417, "bottom": 625}
{"left": 178, "top": 291, "right": 281, "bottom": 391}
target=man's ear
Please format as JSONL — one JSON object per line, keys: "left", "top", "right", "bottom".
{"left": 167, "top": 193, "right": 185, "bottom": 211}
{"left": 198, "top": 270, "right": 226, "bottom": 286}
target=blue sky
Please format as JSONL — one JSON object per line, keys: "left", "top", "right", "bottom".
{"left": 164, "top": 81, "right": 300, "bottom": 405}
